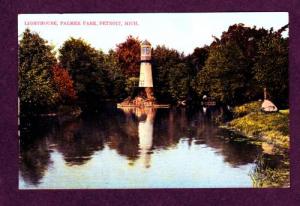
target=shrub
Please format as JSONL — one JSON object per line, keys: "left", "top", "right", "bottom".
{"left": 232, "top": 101, "right": 261, "bottom": 118}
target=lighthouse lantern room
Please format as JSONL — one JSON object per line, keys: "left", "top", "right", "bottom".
{"left": 139, "top": 40, "right": 153, "bottom": 88}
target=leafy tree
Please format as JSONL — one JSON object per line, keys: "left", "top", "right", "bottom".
{"left": 19, "top": 29, "right": 59, "bottom": 113}
{"left": 52, "top": 64, "right": 77, "bottom": 104}
{"left": 186, "top": 47, "right": 210, "bottom": 103}
{"left": 125, "top": 77, "right": 139, "bottom": 98}
{"left": 152, "top": 45, "right": 188, "bottom": 103}
{"left": 115, "top": 36, "right": 141, "bottom": 77}
{"left": 253, "top": 27, "right": 288, "bottom": 106}
{"left": 103, "top": 49, "right": 127, "bottom": 100}
{"left": 194, "top": 41, "right": 248, "bottom": 105}
{"left": 186, "top": 47, "right": 209, "bottom": 75}
{"left": 168, "top": 63, "right": 189, "bottom": 101}
{"left": 59, "top": 38, "right": 108, "bottom": 109}
{"left": 214, "top": 24, "right": 268, "bottom": 60}
{"left": 192, "top": 24, "right": 287, "bottom": 106}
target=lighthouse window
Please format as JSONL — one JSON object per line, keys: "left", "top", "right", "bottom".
{"left": 143, "top": 48, "right": 150, "bottom": 55}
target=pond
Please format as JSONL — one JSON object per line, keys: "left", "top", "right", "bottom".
{"left": 19, "top": 106, "right": 285, "bottom": 189}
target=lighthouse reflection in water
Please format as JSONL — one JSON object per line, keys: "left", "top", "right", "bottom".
{"left": 121, "top": 107, "right": 156, "bottom": 169}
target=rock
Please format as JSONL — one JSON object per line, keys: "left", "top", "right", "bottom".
{"left": 261, "top": 99, "right": 278, "bottom": 112}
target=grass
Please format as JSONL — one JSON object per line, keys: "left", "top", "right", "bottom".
{"left": 232, "top": 101, "right": 262, "bottom": 118}
{"left": 228, "top": 101, "right": 289, "bottom": 149}
{"left": 250, "top": 158, "right": 290, "bottom": 188}
{"left": 227, "top": 101, "right": 290, "bottom": 187}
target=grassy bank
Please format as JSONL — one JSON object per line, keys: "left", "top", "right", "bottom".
{"left": 225, "top": 101, "right": 290, "bottom": 187}
{"left": 227, "top": 101, "right": 289, "bottom": 149}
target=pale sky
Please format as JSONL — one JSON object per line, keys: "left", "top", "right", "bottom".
{"left": 18, "top": 12, "right": 288, "bottom": 55}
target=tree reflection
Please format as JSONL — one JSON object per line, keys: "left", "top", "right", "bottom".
{"left": 19, "top": 115, "right": 107, "bottom": 186}
{"left": 189, "top": 109, "right": 261, "bottom": 167}
{"left": 19, "top": 117, "right": 53, "bottom": 186}
{"left": 106, "top": 109, "right": 140, "bottom": 161}
{"left": 51, "top": 117, "right": 105, "bottom": 166}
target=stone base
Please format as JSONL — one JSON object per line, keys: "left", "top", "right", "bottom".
{"left": 118, "top": 87, "right": 169, "bottom": 108}
{"left": 117, "top": 96, "right": 169, "bottom": 108}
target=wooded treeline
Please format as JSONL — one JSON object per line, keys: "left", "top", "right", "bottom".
{"left": 19, "top": 23, "right": 288, "bottom": 115}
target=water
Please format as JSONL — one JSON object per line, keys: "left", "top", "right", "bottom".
{"left": 19, "top": 106, "right": 283, "bottom": 189}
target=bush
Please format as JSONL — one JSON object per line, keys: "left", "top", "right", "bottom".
{"left": 232, "top": 101, "right": 261, "bottom": 118}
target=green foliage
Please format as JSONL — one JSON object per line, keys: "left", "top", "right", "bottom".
{"left": 185, "top": 47, "right": 209, "bottom": 75}
{"left": 152, "top": 45, "right": 189, "bottom": 103}
{"left": 125, "top": 77, "right": 139, "bottom": 98}
{"left": 193, "top": 24, "right": 288, "bottom": 106}
{"left": 232, "top": 101, "right": 261, "bottom": 118}
{"left": 103, "top": 50, "right": 127, "bottom": 100}
{"left": 253, "top": 32, "right": 288, "bottom": 106}
{"left": 19, "top": 23, "right": 289, "bottom": 112}
{"left": 186, "top": 47, "right": 210, "bottom": 104}
{"left": 168, "top": 63, "right": 189, "bottom": 101}
{"left": 19, "top": 29, "right": 59, "bottom": 113}
{"left": 59, "top": 38, "right": 108, "bottom": 109}
{"left": 229, "top": 103, "right": 289, "bottom": 149}
{"left": 195, "top": 42, "right": 248, "bottom": 104}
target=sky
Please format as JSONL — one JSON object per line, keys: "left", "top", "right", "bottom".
{"left": 18, "top": 12, "right": 288, "bottom": 55}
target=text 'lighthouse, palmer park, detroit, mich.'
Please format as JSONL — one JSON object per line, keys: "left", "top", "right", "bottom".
{"left": 118, "top": 40, "right": 169, "bottom": 108}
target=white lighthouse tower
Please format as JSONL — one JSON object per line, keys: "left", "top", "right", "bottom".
{"left": 139, "top": 40, "right": 154, "bottom": 99}
{"left": 118, "top": 39, "right": 170, "bottom": 108}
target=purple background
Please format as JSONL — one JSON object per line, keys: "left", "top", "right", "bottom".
{"left": 0, "top": 0, "right": 299, "bottom": 205}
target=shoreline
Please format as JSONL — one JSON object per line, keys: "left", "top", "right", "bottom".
{"left": 223, "top": 101, "right": 289, "bottom": 150}
{"left": 221, "top": 101, "right": 290, "bottom": 187}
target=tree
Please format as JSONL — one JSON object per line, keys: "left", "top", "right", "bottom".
{"left": 214, "top": 24, "right": 268, "bottom": 60}
{"left": 192, "top": 24, "right": 282, "bottom": 105}
{"left": 115, "top": 36, "right": 141, "bottom": 77}
{"left": 103, "top": 49, "right": 127, "bottom": 100}
{"left": 52, "top": 64, "right": 77, "bottom": 104}
{"left": 186, "top": 47, "right": 209, "bottom": 75}
{"left": 194, "top": 41, "right": 248, "bottom": 105}
{"left": 125, "top": 77, "right": 139, "bottom": 98}
{"left": 19, "top": 29, "right": 59, "bottom": 113}
{"left": 168, "top": 63, "right": 189, "bottom": 101}
{"left": 253, "top": 27, "right": 288, "bottom": 106}
{"left": 186, "top": 46, "right": 210, "bottom": 103}
{"left": 59, "top": 38, "right": 108, "bottom": 109}
{"left": 152, "top": 45, "right": 188, "bottom": 103}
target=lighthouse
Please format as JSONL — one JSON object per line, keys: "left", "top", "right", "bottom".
{"left": 117, "top": 40, "right": 169, "bottom": 108}
{"left": 139, "top": 40, "right": 154, "bottom": 100}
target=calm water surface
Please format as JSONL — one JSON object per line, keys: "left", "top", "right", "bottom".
{"left": 19, "top": 107, "right": 281, "bottom": 189}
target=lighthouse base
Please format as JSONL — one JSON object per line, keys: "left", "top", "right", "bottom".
{"left": 117, "top": 87, "right": 169, "bottom": 108}
{"left": 117, "top": 102, "right": 170, "bottom": 109}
